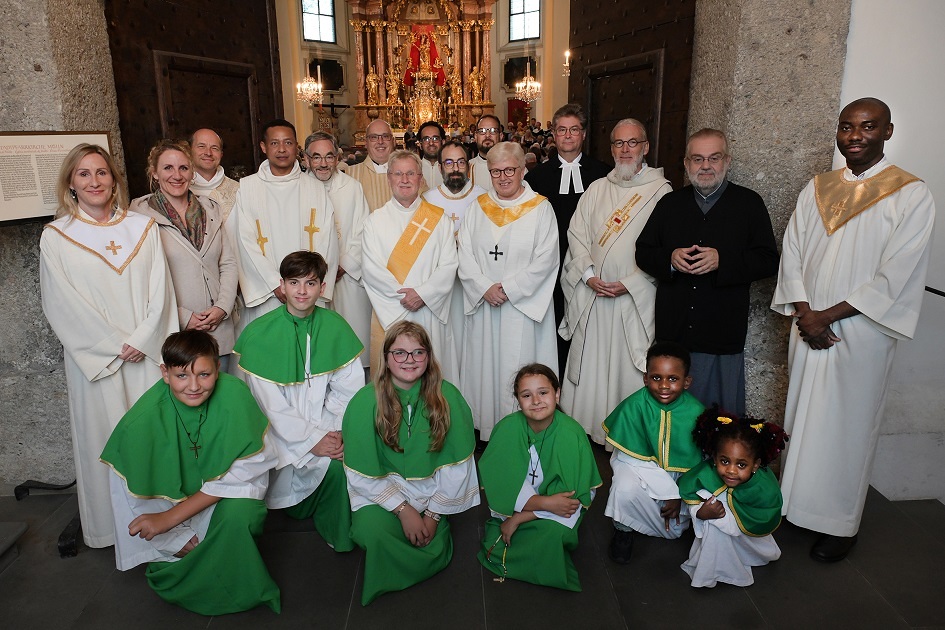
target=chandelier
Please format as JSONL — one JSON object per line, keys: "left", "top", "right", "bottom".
{"left": 296, "top": 66, "right": 324, "bottom": 106}
{"left": 515, "top": 60, "right": 541, "bottom": 103}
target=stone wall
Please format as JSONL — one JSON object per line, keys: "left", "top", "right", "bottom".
{"left": 687, "top": 0, "right": 852, "bottom": 423}
{"left": 0, "top": 0, "right": 124, "bottom": 488}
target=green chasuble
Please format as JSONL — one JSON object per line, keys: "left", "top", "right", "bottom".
{"left": 234, "top": 305, "right": 363, "bottom": 384}
{"left": 678, "top": 459, "right": 783, "bottom": 536}
{"left": 602, "top": 388, "right": 704, "bottom": 473}
{"left": 478, "top": 410, "right": 602, "bottom": 591}
{"left": 101, "top": 374, "right": 280, "bottom": 615}
{"left": 343, "top": 380, "right": 475, "bottom": 481}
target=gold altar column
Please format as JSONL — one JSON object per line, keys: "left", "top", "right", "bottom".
{"left": 352, "top": 20, "right": 367, "bottom": 105}
{"left": 481, "top": 19, "right": 494, "bottom": 104}
{"left": 461, "top": 20, "right": 473, "bottom": 102}
{"left": 372, "top": 20, "right": 387, "bottom": 104}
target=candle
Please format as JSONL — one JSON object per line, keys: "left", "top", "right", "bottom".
{"left": 317, "top": 65, "right": 322, "bottom": 86}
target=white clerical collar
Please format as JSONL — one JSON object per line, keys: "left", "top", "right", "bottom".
{"left": 558, "top": 152, "right": 585, "bottom": 194}
{"left": 371, "top": 159, "right": 388, "bottom": 174}
{"left": 844, "top": 156, "right": 889, "bottom": 181}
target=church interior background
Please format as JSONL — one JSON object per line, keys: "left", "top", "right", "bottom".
{"left": 2, "top": 0, "right": 942, "bottom": 510}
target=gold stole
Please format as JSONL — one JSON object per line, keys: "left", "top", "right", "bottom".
{"left": 476, "top": 193, "right": 546, "bottom": 227}
{"left": 386, "top": 200, "right": 445, "bottom": 283}
{"left": 814, "top": 165, "right": 920, "bottom": 235}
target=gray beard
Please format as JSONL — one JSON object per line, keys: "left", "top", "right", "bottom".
{"left": 614, "top": 159, "right": 643, "bottom": 181}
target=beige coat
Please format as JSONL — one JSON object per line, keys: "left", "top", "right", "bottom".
{"left": 131, "top": 194, "right": 238, "bottom": 354}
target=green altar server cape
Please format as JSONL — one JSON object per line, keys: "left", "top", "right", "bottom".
{"left": 234, "top": 305, "right": 363, "bottom": 383}
{"left": 478, "top": 410, "right": 602, "bottom": 591}
{"left": 479, "top": 410, "right": 601, "bottom": 515}
{"left": 678, "top": 459, "right": 783, "bottom": 536}
{"left": 101, "top": 374, "right": 280, "bottom": 615}
{"left": 602, "top": 388, "right": 704, "bottom": 472}
{"left": 343, "top": 380, "right": 475, "bottom": 484}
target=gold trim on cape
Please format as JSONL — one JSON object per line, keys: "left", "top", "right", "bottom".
{"left": 386, "top": 200, "right": 444, "bottom": 284}
{"left": 476, "top": 193, "right": 545, "bottom": 227}
{"left": 814, "top": 165, "right": 921, "bottom": 235}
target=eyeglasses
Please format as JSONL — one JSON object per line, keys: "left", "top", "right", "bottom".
{"left": 686, "top": 154, "right": 726, "bottom": 165}
{"left": 442, "top": 158, "right": 467, "bottom": 169}
{"left": 388, "top": 170, "right": 420, "bottom": 179}
{"left": 306, "top": 153, "right": 337, "bottom": 162}
{"left": 366, "top": 133, "right": 393, "bottom": 142}
{"left": 420, "top": 136, "right": 442, "bottom": 143}
{"left": 489, "top": 166, "right": 519, "bottom": 178}
{"left": 477, "top": 127, "right": 500, "bottom": 135}
{"left": 388, "top": 349, "right": 428, "bottom": 363}
{"left": 611, "top": 138, "right": 646, "bottom": 149}
{"left": 555, "top": 126, "right": 584, "bottom": 136}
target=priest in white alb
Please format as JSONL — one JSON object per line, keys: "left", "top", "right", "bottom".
{"left": 361, "top": 150, "right": 459, "bottom": 380}
{"left": 771, "top": 98, "right": 936, "bottom": 563}
{"left": 559, "top": 118, "right": 672, "bottom": 444}
{"left": 458, "top": 142, "right": 559, "bottom": 440}
{"left": 231, "top": 119, "right": 339, "bottom": 331}
{"left": 40, "top": 144, "right": 177, "bottom": 548}
{"left": 304, "top": 131, "right": 373, "bottom": 370}
{"left": 423, "top": 140, "right": 486, "bottom": 365}
{"left": 468, "top": 114, "right": 501, "bottom": 192}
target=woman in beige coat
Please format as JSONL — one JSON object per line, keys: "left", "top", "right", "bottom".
{"left": 131, "top": 139, "right": 238, "bottom": 368}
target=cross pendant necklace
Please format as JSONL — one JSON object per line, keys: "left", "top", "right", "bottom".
{"left": 404, "top": 403, "right": 415, "bottom": 438}
{"left": 527, "top": 430, "right": 547, "bottom": 486}
{"left": 173, "top": 401, "right": 208, "bottom": 459}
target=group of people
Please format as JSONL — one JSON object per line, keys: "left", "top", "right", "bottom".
{"left": 38, "top": 95, "right": 935, "bottom": 614}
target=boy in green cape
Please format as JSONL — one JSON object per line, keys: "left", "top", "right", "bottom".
{"left": 101, "top": 330, "right": 280, "bottom": 615}
{"left": 602, "top": 341, "right": 705, "bottom": 563}
{"left": 234, "top": 251, "right": 364, "bottom": 551}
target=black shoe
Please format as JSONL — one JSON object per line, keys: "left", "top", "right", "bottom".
{"left": 810, "top": 533, "right": 858, "bottom": 562}
{"left": 609, "top": 528, "right": 634, "bottom": 564}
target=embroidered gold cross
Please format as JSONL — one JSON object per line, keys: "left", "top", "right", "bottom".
{"left": 304, "top": 208, "right": 320, "bottom": 251}
{"left": 449, "top": 212, "right": 459, "bottom": 225}
{"left": 255, "top": 219, "right": 269, "bottom": 256}
{"left": 407, "top": 217, "right": 432, "bottom": 246}
{"left": 105, "top": 241, "right": 122, "bottom": 256}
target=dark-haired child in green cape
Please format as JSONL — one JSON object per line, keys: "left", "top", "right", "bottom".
{"left": 234, "top": 251, "right": 364, "bottom": 551}
{"left": 101, "top": 330, "right": 280, "bottom": 615}
{"left": 678, "top": 408, "right": 789, "bottom": 587}
{"left": 478, "top": 364, "right": 601, "bottom": 591}
{"left": 602, "top": 341, "right": 705, "bottom": 564}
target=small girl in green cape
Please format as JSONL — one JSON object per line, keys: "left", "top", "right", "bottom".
{"left": 678, "top": 407, "right": 789, "bottom": 587}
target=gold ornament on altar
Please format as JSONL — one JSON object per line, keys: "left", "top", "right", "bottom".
{"left": 366, "top": 65, "right": 380, "bottom": 105}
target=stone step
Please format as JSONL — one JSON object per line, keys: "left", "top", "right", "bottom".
{"left": 0, "top": 521, "right": 28, "bottom": 574}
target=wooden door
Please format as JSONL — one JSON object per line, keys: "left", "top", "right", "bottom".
{"left": 105, "top": 0, "right": 283, "bottom": 197}
{"left": 568, "top": 0, "right": 696, "bottom": 187}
